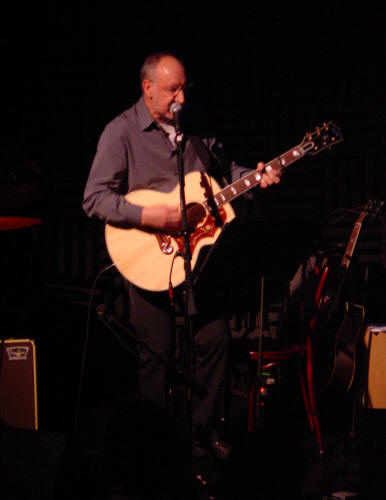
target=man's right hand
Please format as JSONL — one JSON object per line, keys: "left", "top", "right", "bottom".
{"left": 140, "top": 204, "right": 182, "bottom": 235}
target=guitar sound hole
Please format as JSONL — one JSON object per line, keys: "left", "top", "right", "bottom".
{"left": 186, "top": 202, "right": 206, "bottom": 228}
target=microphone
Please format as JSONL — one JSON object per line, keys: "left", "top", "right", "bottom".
{"left": 170, "top": 102, "right": 183, "bottom": 136}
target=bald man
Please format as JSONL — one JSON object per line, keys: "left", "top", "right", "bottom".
{"left": 83, "top": 52, "right": 281, "bottom": 484}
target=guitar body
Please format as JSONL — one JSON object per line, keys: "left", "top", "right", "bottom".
{"left": 332, "top": 302, "right": 364, "bottom": 392}
{"left": 312, "top": 263, "right": 344, "bottom": 391}
{"left": 314, "top": 295, "right": 364, "bottom": 392}
{"left": 105, "top": 171, "right": 235, "bottom": 292}
{"left": 312, "top": 199, "right": 383, "bottom": 393}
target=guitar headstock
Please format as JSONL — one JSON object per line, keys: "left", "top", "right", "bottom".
{"left": 301, "top": 122, "right": 343, "bottom": 155}
{"left": 364, "top": 198, "right": 384, "bottom": 218}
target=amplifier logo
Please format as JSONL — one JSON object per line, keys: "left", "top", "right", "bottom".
{"left": 6, "top": 346, "right": 29, "bottom": 360}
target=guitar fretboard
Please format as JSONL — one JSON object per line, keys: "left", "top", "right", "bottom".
{"left": 211, "top": 144, "right": 307, "bottom": 208}
{"left": 341, "top": 220, "right": 364, "bottom": 269}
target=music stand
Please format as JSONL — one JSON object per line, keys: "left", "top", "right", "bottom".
{"left": 194, "top": 215, "right": 321, "bottom": 309}
{"left": 193, "top": 215, "right": 323, "bottom": 425}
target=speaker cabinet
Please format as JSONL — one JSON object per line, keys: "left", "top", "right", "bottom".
{"left": 361, "top": 325, "right": 386, "bottom": 409}
{"left": 0, "top": 338, "right": 38, "bottom": 429}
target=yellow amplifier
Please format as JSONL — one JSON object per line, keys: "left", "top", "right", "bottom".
{"left": 361, "top": 325, "right": 386, "bottom": 409}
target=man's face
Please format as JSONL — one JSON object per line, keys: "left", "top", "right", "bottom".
{"left": 143, "top": 56, "right": 187, "bottom": 123}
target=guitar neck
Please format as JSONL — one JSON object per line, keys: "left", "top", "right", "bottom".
{"left": 211, "top": 143, "right": 309, "bottom": 209}
{"left": 339, "top": 198, "right": 384, "bottom": 269}
{"left": 340, "top": 218, "right": 365, "bottom": 269}
{"left": 208, "top": 121, "right": 342, "bottom": 209}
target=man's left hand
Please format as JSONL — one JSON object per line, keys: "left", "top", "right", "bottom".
{"left": 256, "top": 161, "right": 282, "bottom": 188}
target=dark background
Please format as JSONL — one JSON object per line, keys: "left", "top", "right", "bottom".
{"left": 2, "top": 1, "right": 384, "bottom": 201}
{"left": 1, "top": 1, "right": 385, "bottom": 431}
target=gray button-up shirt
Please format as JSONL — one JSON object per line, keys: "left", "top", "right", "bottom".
{"left": 82, "top": 96, "right": 252, "bottom": 227}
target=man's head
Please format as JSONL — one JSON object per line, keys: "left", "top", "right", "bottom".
{"left": 141, "top": 52, "right": 187, "bottom": 123}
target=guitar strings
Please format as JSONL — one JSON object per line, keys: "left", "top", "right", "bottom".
{"left": 186, "top": 203, "right": 206, "bottom": 225}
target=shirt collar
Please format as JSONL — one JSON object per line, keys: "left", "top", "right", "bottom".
{"left": 136, "top": 95, "right": 157, "bottom": 131}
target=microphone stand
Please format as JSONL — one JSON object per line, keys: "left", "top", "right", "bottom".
{"left": 97, "top": 305, "right": 206, "bottom": 400}
{"left": 172, "top": 105, "right": 197, "bottom": 451}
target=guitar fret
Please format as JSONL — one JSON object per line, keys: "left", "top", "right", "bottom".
{"left": 292, "top": 148, "right": 301, "bottom": 158}
{"left": 280, "top": 148, "right": 304, "bottom": 167}
{"left": 214, "top": 147, "right": 306, "bottom": 207}
{"left": 270, "top": 158, "right": 282, "bottom": 170}
{"left": 214, "top": 149, "right": 301, "bottom": 207}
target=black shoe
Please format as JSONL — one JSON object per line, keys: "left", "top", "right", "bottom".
{"left": 192, "top": 430, "right": 232, "bottom": 461}
{"left": 192, "top": 454, "right": 221, "bottom": 485}
{"left": 210, "top": 438, "right": 232, "bottom": 461}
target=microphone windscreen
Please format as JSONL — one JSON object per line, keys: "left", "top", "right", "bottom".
{"left": 170, "top": 102, "right": 182, "bottom": 114}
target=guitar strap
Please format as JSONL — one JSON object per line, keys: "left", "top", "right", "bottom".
{"left": 189, "top": 135, "right": 211, "bottom": 168}
{"left": 189, "top": 135, "right": 228, "bottom": 188}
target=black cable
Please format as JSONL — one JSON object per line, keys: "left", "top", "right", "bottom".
{"left": 97, "top": 313, "right": 139, "bottom": 359}
{"left": 72, "top": 262, "right": 115, "bottom": 438}
{"left": 168, "top": 250, "right": 180, "bottom": 308}
{"left": 102, "top": 311, "right": 207, "bottom": 399}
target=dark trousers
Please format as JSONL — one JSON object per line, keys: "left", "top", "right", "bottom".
{"left": 127, "top": 282, "right": 230, "bottom": 438}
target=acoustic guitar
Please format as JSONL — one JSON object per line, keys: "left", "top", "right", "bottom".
{"left": 312, "top": 199, "right": 384, "bottom": 393}
{"left": 105, "top": 122, "right": 343, "bottom": 292}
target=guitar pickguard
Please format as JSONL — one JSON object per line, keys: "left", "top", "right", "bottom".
{"left": 174, "top": 207, "right": 227, "bottom": 256}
